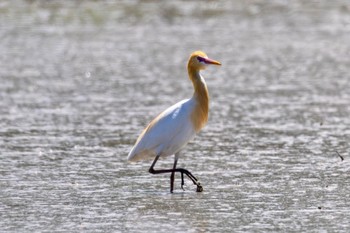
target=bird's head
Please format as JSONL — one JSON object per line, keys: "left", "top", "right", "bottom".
{"left": 188, "top": 51, "right": 221, "bottom": 71}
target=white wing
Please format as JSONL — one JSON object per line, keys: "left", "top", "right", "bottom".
{"left": 128, "top": 98, "right": 197, "bottom": 162}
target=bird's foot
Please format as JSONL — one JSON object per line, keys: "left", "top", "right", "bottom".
{"left": 196, "top": 182, "right": 203, "bottom": 192}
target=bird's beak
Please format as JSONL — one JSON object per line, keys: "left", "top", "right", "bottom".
{"left": 203, "top": 57, "right": 221, "bottom": 66}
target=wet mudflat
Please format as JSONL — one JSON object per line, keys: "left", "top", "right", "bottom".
{"left": 0, "top": 0, "right": 350, "bottom": 232}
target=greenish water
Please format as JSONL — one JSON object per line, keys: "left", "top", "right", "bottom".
{"left": 1, "top": 1, "right": 350, "bottom": 232}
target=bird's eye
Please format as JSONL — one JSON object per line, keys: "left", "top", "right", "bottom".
{"left": 197, "top": 56, "right": 206, "bottom": 63}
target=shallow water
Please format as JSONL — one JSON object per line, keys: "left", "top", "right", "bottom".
{"left": 1, "top": 0, "right": 350, "bottom": 232}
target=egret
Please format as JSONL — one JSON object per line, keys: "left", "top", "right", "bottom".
{"left": 128, "top": 51, "right": 221, "bottom": 192}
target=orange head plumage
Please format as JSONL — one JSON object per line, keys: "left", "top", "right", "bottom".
{"left": 187, "top": 51, "right": 221, "bottom": 72}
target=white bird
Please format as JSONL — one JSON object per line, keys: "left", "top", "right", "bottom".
{"left": 128, "top": 51, "right": 221, "bottom": 192}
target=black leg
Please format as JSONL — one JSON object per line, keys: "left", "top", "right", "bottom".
{"left": 180, "top": 170, "right": 185, "bottom": 191}
{"left": 170, "top": 157, "right": 177, "bottom": 193}
{"left": 149, "top": 154, "right": 203, "bottom": 192}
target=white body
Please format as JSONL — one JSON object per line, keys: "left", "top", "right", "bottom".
{"left": 127, "top": 98, "right": 197, "bottom": 162}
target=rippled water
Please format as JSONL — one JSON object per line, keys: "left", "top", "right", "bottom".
{"left": 1, "top": 0, "right": 350, "bottom": 232}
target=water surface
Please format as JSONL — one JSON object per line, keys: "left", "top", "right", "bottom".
{"left": 1, "top": 1, "right": 350, "bottom": 232}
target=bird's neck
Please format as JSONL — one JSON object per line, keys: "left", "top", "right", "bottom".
{"left": 188, "top": 66, "right": 209, "bottom": 132}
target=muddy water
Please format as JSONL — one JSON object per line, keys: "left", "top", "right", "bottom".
{"left": 1, "top": 1, "right": 350, "bottom": 232}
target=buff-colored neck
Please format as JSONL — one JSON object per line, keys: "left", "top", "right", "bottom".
{"left": 188, "top": 65, "right": 209, "bottom": 132}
